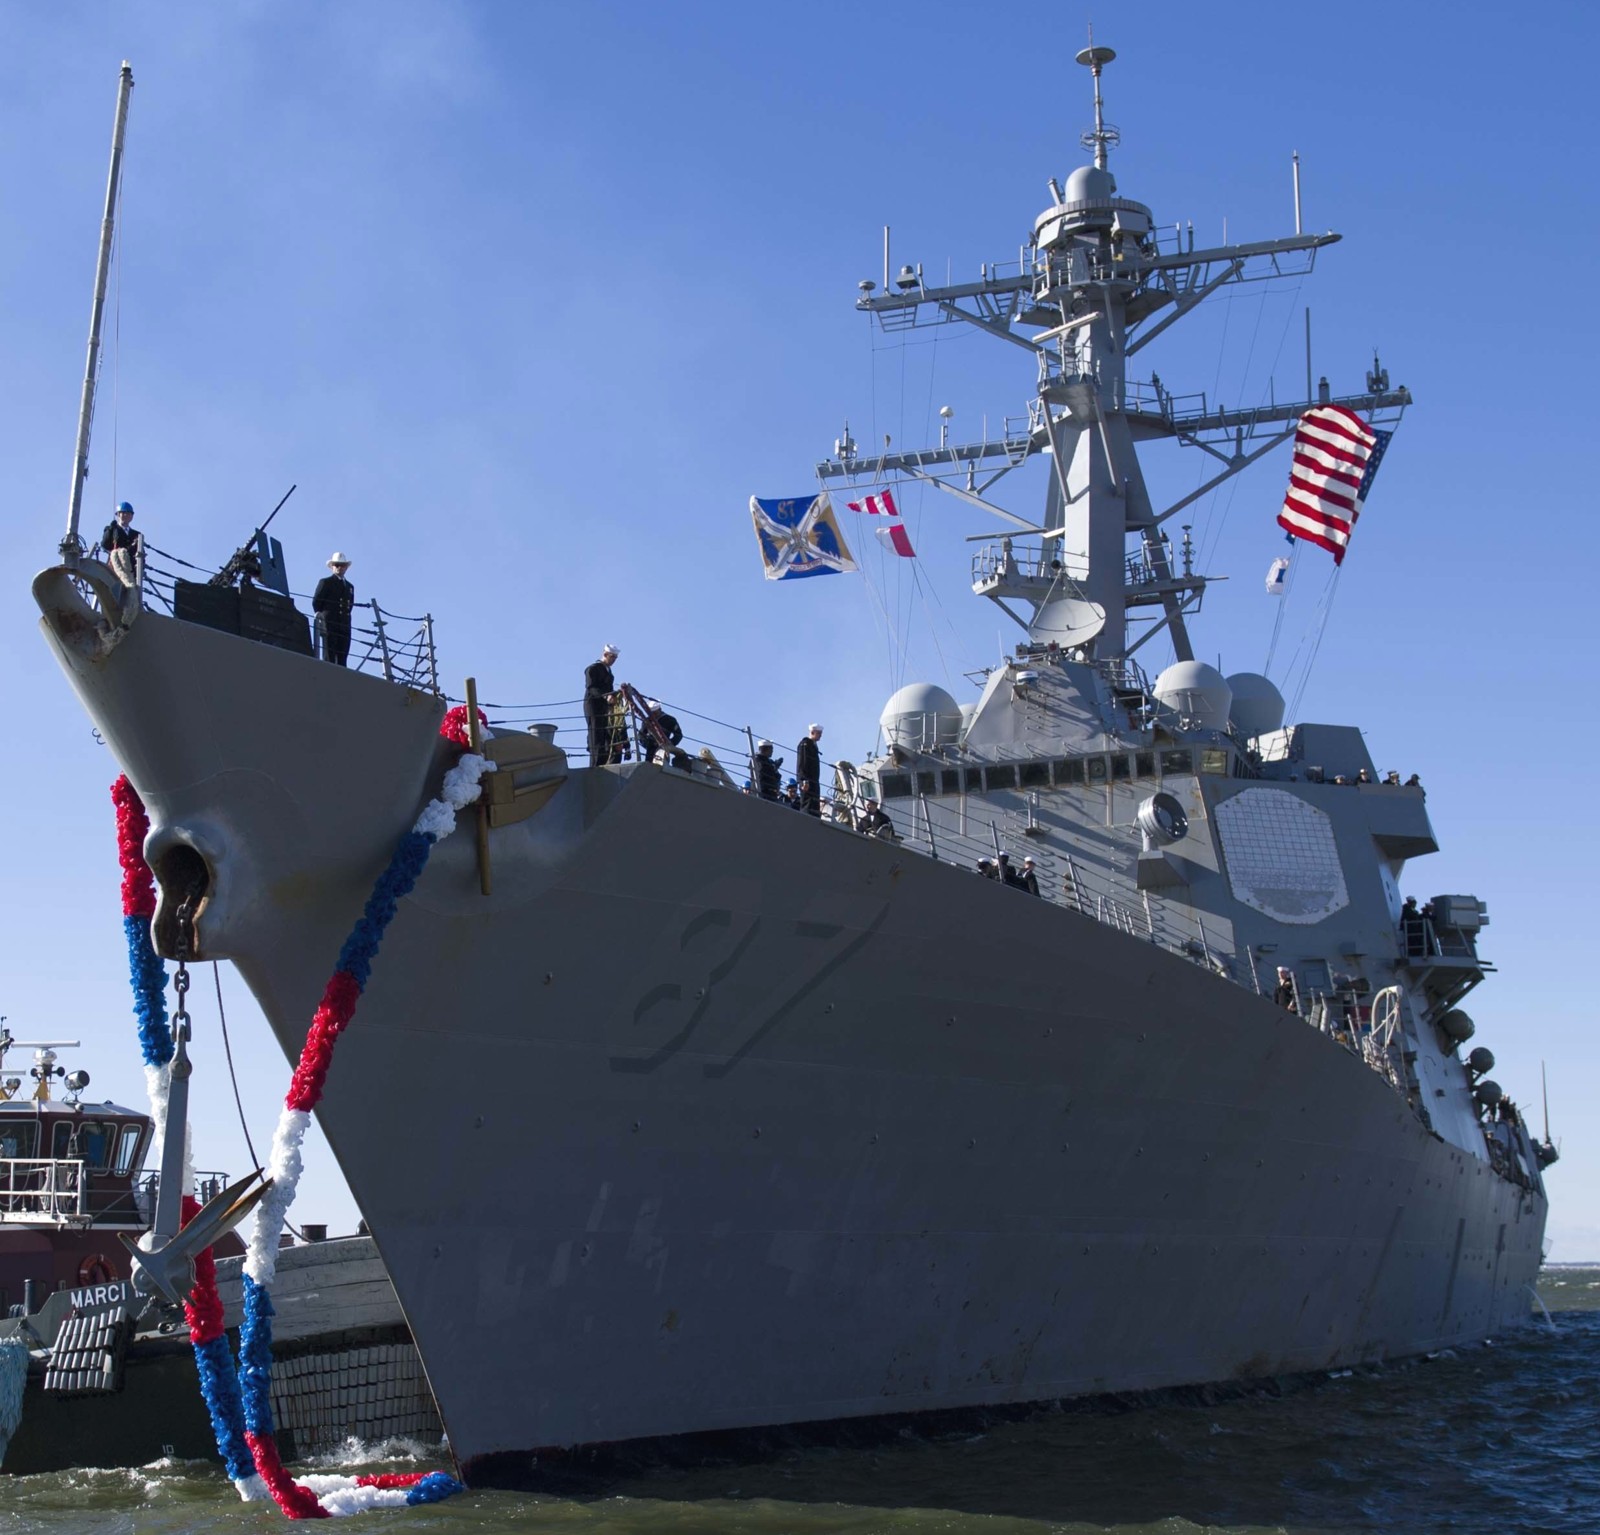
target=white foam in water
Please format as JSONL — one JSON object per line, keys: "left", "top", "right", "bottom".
{"left": 298, "top": 1433, "right": 447, "bottom": 1472}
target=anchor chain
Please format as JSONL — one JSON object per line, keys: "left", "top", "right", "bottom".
{"left": 171, "top": 890, "right": 197, "bottom": 1055}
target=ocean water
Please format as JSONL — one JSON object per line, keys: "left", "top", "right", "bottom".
{"left": 3, "top": 1269, "right": 1596, "bottom": 1535}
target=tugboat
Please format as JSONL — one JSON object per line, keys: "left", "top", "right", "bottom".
{"left": 0, "top": 1022, "right": 441, "bottom": 1473}
{"left": 0, "top": 1025, "right": 245, "bottom": 1472}
{"left": 0, "top": 1026, "right": 162, "bottom": 1315}
{"left": 33, "top": 50, "right": 1552, "bottom": 1486}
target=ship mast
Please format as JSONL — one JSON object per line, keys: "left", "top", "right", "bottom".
{"left": 816, "top": 47, "right": 1409, "bottom": 663}
{"left": 63, "top": 61, "right": 134, "bottom": 564}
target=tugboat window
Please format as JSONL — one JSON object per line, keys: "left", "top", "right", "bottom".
{"left": 53, "top": 1120, "right": 113, "bottom": 1171}
{"left": 1087, "top": 758, "right": 1109, "bottom": 783}
{"left": 985, "top": 764, "right": 1018, "bottom": 790}
{"left": 1111, "top": 756, "right": 1132, "bottom": 781}
{"left": 940, "top": 769, "right": 963, "bottom": 795}
{"left": 0, "top": 1124, "right": 37, "bottom": 1160}
{"left": 879, "top": 772, "right": 912, "bottom": 799}
{"left": 1161, "top": 749, "right": 1193, "bottom": 774}
{"left": 1054, "top": 758, "right": 1086, "bottom": 786}
{"left": 114, "top": 1124, "right": 142, "bottom": 1177}
{"left": 1136, "top": 751, "right": 1155, "bottom": 776}
{"left": 1019, "top": 761, "right": 1051, "bottom": 789}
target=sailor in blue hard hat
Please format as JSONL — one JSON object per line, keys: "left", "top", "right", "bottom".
{"left": 101, "top": 501, "right": 141, "bottom": 586}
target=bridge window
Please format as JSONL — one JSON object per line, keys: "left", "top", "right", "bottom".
{"left": 1054, "top": 759, "right": 1085, "bottom": 786}
{"left": 940, "top": 769, "right": 963, "bottom": 795}
{"left": 1019, "top": 761, "right": 1051, "bottom": 789}
{"left": 51, "top": 1120, "right": 113, "bottom": 1171}
{"left": 1136, "top": 751, "right": 1155, "bottom": 776}
{"left": 915, "top": 771, "right": 936, "bottom": 797}
{"left": 879, "top": 772, "right": 912, "bottom": 799}
{"left": 113, "top": 1125, "right": 143, "bottom": 1178}
{"left": 963, "top": 768, "right": 985, "bottom": 793}
{"left": 0, "top": 1124, "right": 36, "bottom": 1160}
{"left": 1087, "top": 757, "right": 1109, "bottom": 783}
{"left": 1111, "top": 756, "right": 1132, "bottom": 781}
{"left": 985, "top": 764, "right": 1018, "bottom": 790}
{"left": 1199, "top": 747, "right": 1228, "bottom": 775}
{"left": 1161, "top": 749, "right": 1193, "bottom": 774}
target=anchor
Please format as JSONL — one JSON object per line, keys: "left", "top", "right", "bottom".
{"left": 120, "top": 1168, "right": 271, "bottom": 1307}
{"left": 118, "top": 955, "right": 271, "bottom": 1306}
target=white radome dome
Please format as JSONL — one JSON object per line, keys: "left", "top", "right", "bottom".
{"left": 881, "top": 682, "right": 963, "bottom": 750}
{"left": 1152, "top": 661, "right": 1233, "bottom": 731}
{"left": 1225, "top": 671, "right": 1286, "bottom": 738}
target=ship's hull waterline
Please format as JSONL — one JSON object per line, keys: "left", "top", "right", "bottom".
{"left": 36, "top": 599, "right": 1545, "bottom": 1477}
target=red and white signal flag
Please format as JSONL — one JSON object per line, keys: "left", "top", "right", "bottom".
{"left": 847, "top": 488, "right": 916, "bottom": 559}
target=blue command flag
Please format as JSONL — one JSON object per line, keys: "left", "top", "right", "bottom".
{"left": 750, "top": 494, "right": 858, "bottom": 581}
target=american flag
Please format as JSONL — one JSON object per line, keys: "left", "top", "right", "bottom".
{"left": 846, "top": 487, "right": 916, "bottom": 559}
{"left": 1276, "top": 406, "right": 1392, "bottom": 565}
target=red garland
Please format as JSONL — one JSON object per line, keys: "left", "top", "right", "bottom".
{"left": 284, "top": 971, "right": 362, "bottom": 1112}
{"left": 111, "top": 775, "right": 157, "bottom": 919}
{"left": 245, "top": 1430, "right": 331, "bottom": 1520}
{"left": 181, "top": 1194, "right": 227, "bottom": 1346}
{"left": 438, "top": 704, "right": 486, "bottom": 749}
{"left": 353, "top": 1473, "right": 433, "bottom": 1490}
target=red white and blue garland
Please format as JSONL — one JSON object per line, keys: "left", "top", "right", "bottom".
{"left": 112, "top": 704, "right": 492, "bottom": 1517}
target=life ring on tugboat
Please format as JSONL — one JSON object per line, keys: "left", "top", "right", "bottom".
{"left": 77, "top": 1253, "right": 113, "bottom": 1286}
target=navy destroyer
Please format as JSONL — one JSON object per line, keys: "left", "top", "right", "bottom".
{"left": 33, "top": 51, "right": 1552, "bottom": 1482}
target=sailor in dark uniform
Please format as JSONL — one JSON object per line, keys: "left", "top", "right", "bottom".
{"left": 100, "top": 501, "right": 140, "bottom": 586}
{"left": 796, "top": 724, "right": 823, "bottom": 817}
{"left": 753, "top": 740, "right": 783, "bottom": 800}
{"left": 857, "top": 797, "right": 894, "bottom": 839}
{"left": 585, "top": 645, "right": 624, "bottom": 765}
{"left": 640, "top": 698, "right": 687, "bottom": 767}
{"left": 312, "top": 552, "right": 355, "bottom": 666}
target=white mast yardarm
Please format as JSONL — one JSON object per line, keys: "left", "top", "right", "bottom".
{"left": 63, "top": 61, "right": 134, "bottom": 563}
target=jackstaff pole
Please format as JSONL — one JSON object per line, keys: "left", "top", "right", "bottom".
{"left": 64, "top": 61, "right": 134, "bottom": 561}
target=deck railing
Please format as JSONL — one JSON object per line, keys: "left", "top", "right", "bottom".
{"left": 0, "top": 1159, "right": 85, "bottom": 1223}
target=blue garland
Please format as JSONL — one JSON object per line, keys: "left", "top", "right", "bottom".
{"left": 238, "top": 1275, "right": 277, "bottom": 1436}
{"left": 334, "top": 831, "right": 434, "bottom": 989}
{"left": 125, "top": 913, "right": 174, "bottom": 1067}
{"left": 406, "top": 1472, "right": 466, "bottom": 1504}
{"left": 194, "top": 1329, "right": 256, "bottom": 1479}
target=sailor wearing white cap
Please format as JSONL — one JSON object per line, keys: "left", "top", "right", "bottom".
{"left": 753, "top": 738, "right": 783, "bottom": 800}
{"left": 313, "top": 553, "right": 355, "bottom": 666}
{"left": 584, "top": 645, "right": 625, "bottom": 764}
{"left": 796, "top": 724, "right": 823, "bottom": 817}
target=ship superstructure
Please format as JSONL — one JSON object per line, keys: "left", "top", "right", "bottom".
{"left": 31, "top": 51, "right": 1551, "bottom": 1483}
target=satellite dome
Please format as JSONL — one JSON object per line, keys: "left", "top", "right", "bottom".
{"left": 1063, "top": 164, "right": 1116, "bottom": 202}
{"left": 880, "top": 682, "right": 963, "bottom": 751}
{"left": 1225, "top": 672, "right": 1286, "bottom": 739}
{"left": 1152, "top": 661, "right": 1233, "bottom": 732}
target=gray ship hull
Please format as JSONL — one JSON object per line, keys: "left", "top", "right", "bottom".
{"left": 34, "top": 601, "right": 1545, "bottom": 1476}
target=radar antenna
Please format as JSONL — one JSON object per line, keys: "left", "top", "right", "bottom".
{"left": 1076, "top": 38, "right": 1119, "bottom": 168}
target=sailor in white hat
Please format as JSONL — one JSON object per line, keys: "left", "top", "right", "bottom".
{"left": 584, "top": 644, "right": 625, "bottom": 764}
{"left": 753, "top": 738, "right": 782, "bottom": 800}
{"left": 796, "top": 723, "right": 824, "bottom": 817}
{"left": 313, "top": 553, "right": 355, "bottom": 666}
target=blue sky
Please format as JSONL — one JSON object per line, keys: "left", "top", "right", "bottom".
{"left": 2, "top": 2, "right": 1596, "bottom": 1255}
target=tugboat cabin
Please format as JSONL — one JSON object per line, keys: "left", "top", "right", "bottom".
{"left": 0, "top": 1033, "right": 151, "bottom": 1313}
